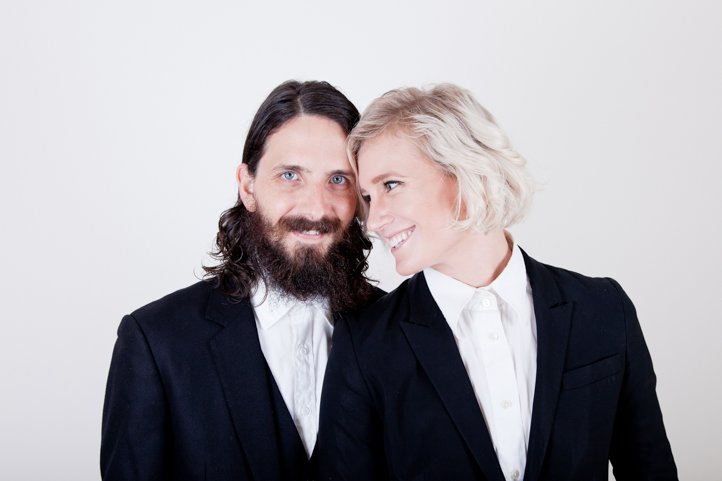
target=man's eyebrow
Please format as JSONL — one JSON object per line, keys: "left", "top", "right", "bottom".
{"left": 272, "top": 165, "right": 357, "bottom": 179}
{"left": 328, "top": 169, "right": 355, "bottom": 178}
{"left": 273, "top": 164, "right": 309, "bottom": 173}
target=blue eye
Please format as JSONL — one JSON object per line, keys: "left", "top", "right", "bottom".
{"left": 281, "top": 171, "right": 297, "bottom": 181}
{"left": 330, "top": 175, "right": 348, "bottom": 185}
{"left": 384, "top": 180, "right": 400, "bottom": 191}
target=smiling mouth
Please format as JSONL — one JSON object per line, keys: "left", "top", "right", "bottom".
{"left": 290, "top": 229, "right": 330, "bottom": 243}
{"left": 387, "top": 227, "right": 415, "bottom": 250}
{"left": 279, "top": 216, "right": 340, "bottom": 239}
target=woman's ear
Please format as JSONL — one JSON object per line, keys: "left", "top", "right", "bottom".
{"left": 236, "top": 163, "right": 257, "bottom": 212}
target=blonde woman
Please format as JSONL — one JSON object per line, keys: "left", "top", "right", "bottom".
{"left": 318, "top": 84, "right": 677, "bottom": 481}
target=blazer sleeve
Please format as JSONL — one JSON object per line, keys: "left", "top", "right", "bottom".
{"left": 607, "top": 279, "right": 678, "bottom": 480}
{"left": 101, "top": 315, "right": 170, "bottom": 481}
{"left": 317, "top": 316, "right": 389, "bottom": 481}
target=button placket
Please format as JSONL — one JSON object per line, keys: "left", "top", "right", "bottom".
{"left": 293, "top": 320, "right": 315, "bottom": 424}
{"left": 463, "top": 289, "right": 526, "bottom": 481}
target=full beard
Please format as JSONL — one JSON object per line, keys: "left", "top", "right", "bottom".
{"left": 245, "top": 211, "right": 367, "bottom": 312}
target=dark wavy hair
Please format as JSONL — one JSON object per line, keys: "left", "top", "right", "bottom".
{"left": 204, "top": 80, "right": 373, "bottom": 309}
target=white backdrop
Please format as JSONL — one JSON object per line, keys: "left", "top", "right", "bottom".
{"left": 1, "top": 1, "right": 720, "bottom": 479}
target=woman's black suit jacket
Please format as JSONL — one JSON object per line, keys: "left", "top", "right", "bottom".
{"left": 318, "top": 250, "right": 677, "bottom": 481}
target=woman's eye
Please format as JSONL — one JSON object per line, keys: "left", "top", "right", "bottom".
{"left": 384, "top": 180, "right": 400, "bottom": 191}
{"left": 281, "top": 171, "right": 297, "bottom": 181}
{"left": 330, "top": 175, "right": 348, "bottom": 185}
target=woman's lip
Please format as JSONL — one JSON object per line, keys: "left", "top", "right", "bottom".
{"left": 386, "top": 226, "right": 415, "bottom": 250}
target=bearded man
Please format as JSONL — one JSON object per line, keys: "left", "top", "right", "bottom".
{"left": 101, "top": 80, "right": 380, "bottom": 481}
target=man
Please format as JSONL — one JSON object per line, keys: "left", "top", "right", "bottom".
{"left": 101, "top": 80, "right": 379, "bottom": 481}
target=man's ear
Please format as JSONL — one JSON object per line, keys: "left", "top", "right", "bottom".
{"left": 236, "top": 163, "right": 257, "bottom": 212}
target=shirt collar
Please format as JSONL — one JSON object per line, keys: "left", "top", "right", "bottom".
{"left": 423, "top": 267, "right": 475, "bottom": 329}
{"left": 251, "top": 280, "right": 331, "bottom": 330}
{"left": 423, "top": 236, "right": 529, "bottom": 328}
{"left": 489, "top": 241, "right": 529, "bottom": 316}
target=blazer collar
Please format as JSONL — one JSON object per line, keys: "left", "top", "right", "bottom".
{"left": 402, "top": 251, "right": 573, "bottom": 481}
{"left": 204, "top": 287, "right": 247, "bottom": 327}
{"left": 205, "top": 287, "right": 306, "bottom": 481}
{"left": 519, "top": 249, "right": 573, "bottom": 481}
{"left": 402, "top": 273, "right": 507, "bottom": 481}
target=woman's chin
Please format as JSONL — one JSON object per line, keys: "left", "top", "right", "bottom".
{"left": 394, "top": 260, "right": 422, "bottom": 277}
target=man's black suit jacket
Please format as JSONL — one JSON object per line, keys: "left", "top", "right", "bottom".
{"left": 101, "top": 280, "right": 380, "bottom": 481}
{"left": 318, "top": 251, "right": 678, "bottom": 481}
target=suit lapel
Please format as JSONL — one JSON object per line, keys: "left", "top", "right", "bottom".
{"left": 400, "top": 274, "right": 506, "bottom": 481}
{"left": 205, "top": 289, "right": 284, "bottom": 481}
{"left": 520, "top": 251, "right": 573, "bottom": 481}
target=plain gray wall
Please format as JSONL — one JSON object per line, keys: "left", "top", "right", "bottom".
{"left": 1, "top": 0, "right": 720, "bottom": 479}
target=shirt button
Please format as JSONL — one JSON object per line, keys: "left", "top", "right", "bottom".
{"left": 502, "top": 400, "right": 513, "bottom": 409}
{"left": 299, "top": 344, "right": 309, "bottom": 354}
{"left": 481, "top": 298, "right": 492, "bottom": 308}
{"left": 488, "top": 332, "right": 499, "bottom": 341}
{"left": 511, "top": 469, "right": 520, "bottom": 480}
{"left": 302, "top": 406, "right": 311, "bottom": 416}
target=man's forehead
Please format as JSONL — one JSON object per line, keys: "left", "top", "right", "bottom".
{"left": 257, "top": 115, "right": 349, "bottom": 165}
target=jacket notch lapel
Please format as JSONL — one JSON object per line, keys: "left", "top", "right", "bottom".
{"left": 206, "top": 291, "right": 283, "bottom": 481}
{"left": 401, "top": 274, "right": 507, "bottom": 481}
{"left": 520, "top": 251, "right": 573, "bottom": 481}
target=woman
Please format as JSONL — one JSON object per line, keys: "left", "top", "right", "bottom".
{"left": 317, "top": 84, "right": 677, "bottom": 481}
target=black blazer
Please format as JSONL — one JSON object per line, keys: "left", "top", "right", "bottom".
{"left": 101, "top": 280, "right": 381, "bottom": 481}
{"left": 318, "top": 251, "right": 677, "bottom": 481}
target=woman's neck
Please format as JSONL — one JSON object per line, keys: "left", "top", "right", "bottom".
{"left": 431, "top": 229, "right": 513, "bottom": 288}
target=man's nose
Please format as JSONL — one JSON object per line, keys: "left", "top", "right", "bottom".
{"left": 299, "top": 182, "right": 334, "bottom": 220}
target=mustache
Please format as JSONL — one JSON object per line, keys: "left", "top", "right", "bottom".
{"left": 277, "top": 216, "right": 342, "bottom": 234}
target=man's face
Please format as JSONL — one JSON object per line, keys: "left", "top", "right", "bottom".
{"left": 237, "top": 114, "right": 357, "bottom": 258}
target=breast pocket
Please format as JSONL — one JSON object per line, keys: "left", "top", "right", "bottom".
{"left": 562, "top": 354, "right": 623, "bottom": 391}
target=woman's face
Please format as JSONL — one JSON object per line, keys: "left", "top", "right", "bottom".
{"left": 357, "top": 131, "right": 468, "bottom": 276}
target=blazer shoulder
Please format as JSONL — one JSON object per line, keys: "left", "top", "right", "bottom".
{"left": 128, "top": 280, "right": 217, "bottom": 329}
{"left": 367, "top": 284, "right": 387, "bottom": 304}
{"left": 529, "top": 256, "right": 629, "bottom": 315}
{"left": 353, "top": 278, "right": 410, "bottom": 318}
{"left": 341, "top": 278, "right": 413, "bottom": 345}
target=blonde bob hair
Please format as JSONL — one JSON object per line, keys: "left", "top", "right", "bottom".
{"left": 348, "top": 83, "right": 534, "bottom": 233}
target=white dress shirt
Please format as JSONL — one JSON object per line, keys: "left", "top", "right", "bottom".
{"left": 423, "top": 242, "right": 537, "bottom": 481}
{"left": 251, "top": 282, "right": 334, "bottom": 457}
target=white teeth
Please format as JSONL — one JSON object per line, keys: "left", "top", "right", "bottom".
{"left": 388, "top": 229, "right": 412, "bottom": 249}
{"left": 302, "top": 230, "right": 320, "bottom": 235}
